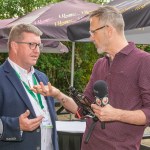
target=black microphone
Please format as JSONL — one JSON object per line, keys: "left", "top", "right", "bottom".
{"left": 93, "top": 80, "right": 109, "bottom": 129}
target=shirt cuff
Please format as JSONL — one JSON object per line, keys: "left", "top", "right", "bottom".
{"left": 0, "top": 119, "right": 3, "bottom": 136}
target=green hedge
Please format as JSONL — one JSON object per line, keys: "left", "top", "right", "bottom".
{"left": 1, "top": 44, "right": 150, "bottom": 94}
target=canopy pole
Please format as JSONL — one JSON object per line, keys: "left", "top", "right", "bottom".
{"left": 71, "top": 42, "right": 75, "bottom": 87}
{"left": 69, "top": 42, "right": 75, "bottom": 120}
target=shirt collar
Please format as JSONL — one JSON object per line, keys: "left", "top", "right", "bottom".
{"left": 118, "top": 42, "right": 136, "bottom": 55}
{"left": 8, "top": 57, "right": 35, "bottom": 77}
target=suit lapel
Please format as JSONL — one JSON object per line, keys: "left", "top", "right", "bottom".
{"left": 34, "top": 71, "right": 56, "bottom": 122}
{"left": 3, "top": 60, "right": 36, "bottom": 117}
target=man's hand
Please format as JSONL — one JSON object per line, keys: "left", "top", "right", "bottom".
{"left": 19, "top": 110, "right": 43, "bottom": 131}
{"left": 91, "top": 104, "right": 117, "bottom": 122}
{"left": 31, "top": 82, "right": 60, "bottom": 98}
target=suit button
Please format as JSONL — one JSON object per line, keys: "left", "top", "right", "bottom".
{"left": 36, "top": 146, "right": 40, "bottom": 150}
{"left": 36, "top": 129, "right": 40, "bottom": 132}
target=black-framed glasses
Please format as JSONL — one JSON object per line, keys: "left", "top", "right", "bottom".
{"left": 89, "top": 25, "right": 107, "bottom": 36}
{"left": 15, "top": 41, "right": 43, "bottom": 51}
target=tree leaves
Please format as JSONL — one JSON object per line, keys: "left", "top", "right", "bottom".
{"left": 0, "top": 0, "right": 62, "bottom": 19}
{"left": 0, "top": 0, "right": 109, "bottom": 93}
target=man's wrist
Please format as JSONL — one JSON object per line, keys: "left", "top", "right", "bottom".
{"left": 54, "top": 90, "right": 61, "bottom": 99}
{"left": 56, "top": 92, "right": 68, "bottom": 104}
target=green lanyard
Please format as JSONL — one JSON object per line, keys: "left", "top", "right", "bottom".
{"left": 16, "top": 71, "right": 44, "bottom": 109}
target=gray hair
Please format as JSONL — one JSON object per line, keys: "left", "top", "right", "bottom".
{"left": 90, "top": 5, "right": 124, "bottom": 33}
{"left": 8, "top": 23, "right": 42, "bottom": 47}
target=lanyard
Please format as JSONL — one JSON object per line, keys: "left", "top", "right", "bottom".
{"left": 15, "top": 72, "right": 44, "bottom": 109}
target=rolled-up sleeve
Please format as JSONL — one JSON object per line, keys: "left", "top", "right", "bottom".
{"left": 138, "top": 55, "right": 150, "bottom": 126}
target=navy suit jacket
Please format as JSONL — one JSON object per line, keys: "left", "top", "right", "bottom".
{"left": 0, "top": 60, "right": 59, "bottom": 150}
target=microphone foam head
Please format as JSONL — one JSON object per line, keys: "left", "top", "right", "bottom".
{"left": 93, "top": 80, "right": 108, "bottom": 98}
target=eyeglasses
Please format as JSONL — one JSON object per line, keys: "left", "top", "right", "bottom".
{"left": 15, "top": 42, "right": 43, "bottom": 51}
{"left": 89, "top": 25, "right": 107, "bottom": 36}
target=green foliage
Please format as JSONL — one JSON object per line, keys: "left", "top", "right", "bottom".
{"left": 0, "top": 53, "right": 8, "bottom": 65}
{"left": 87, "top": 0, "right": 110, "bottom": 4}
{"left": 36, "top": 44, "right": 72, "bottom": 93}
{"left": 0, "top": 0, "right": 105, "bottom": 94}
{"left": 1, "top": 0, "right": 149, "bottom": 95}
{"left": 0, "top": 0, "right": 62, "bottom": 19}
{"left": 0, "top": 0, "right": 109, "bottom": 19}
{"left": 35, "top": 42, "right": 99, "bottom": 94}
{"left": 73, "top": 42, "right": 99, "bottom": 92}
{"left": 136, "top": 44, "right": 150, "bottom": 53}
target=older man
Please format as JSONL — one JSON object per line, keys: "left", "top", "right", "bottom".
{"left": 32, "top": 6, "right": 150, "bottom": 150}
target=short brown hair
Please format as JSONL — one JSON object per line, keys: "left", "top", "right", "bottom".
{"left": 8, "top": 24, "right": 42, "bottom": 48}
{"left": 90, "top": 5, "right": 124, "bottom": 33}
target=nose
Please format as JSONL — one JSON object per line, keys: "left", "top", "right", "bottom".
{"left": 33, "top": 46, "right": 40, "bottom": 53}
{"left": 90, "top": 35, "right": 94, "bottom": 42}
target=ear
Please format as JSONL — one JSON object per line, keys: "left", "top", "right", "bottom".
{"left": 10, "top": 41, "right": 18, "bottom": 53}
{"left": 107, "top": 25, "right": 113, "bottom": 38}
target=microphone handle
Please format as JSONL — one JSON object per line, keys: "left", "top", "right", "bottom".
{"left": 100, "top": 100, "right": 108, "bottom": 129}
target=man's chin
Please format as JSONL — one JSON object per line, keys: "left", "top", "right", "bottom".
{"left": 97, "top": 48, "right": 104, "bottom": 54}
{"left": 31, "top": 61, "right": 37, "bottom": 66}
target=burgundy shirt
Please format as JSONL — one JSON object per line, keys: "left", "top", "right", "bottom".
{"left": 82, "top": 42, "right": 150, "bottom": 150}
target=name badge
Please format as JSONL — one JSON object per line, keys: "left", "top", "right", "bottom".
{"left": 42, "top": 114, "right": 53, "bottom": 128}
